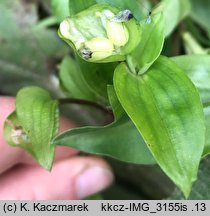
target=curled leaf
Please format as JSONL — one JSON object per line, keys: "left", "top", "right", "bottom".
{"left": 7, "top": 86, "right": 59, "bottom": 170}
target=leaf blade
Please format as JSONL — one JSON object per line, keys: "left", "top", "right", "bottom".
{"left": 59, "top": 56, "right": 96, "bottom": 100}
{"left": 53, "top": 115, "right": 155, "bottom": 164}
{"left": 172, "top": 55, "right": 210, "bottom": 156}
{"left": 129, "top": 13, "right": 164, "bottom": 74}
{"left": 114, "top": 56, "right": 205, "bottom": 197}
{"left": 170, "top": 155, "right": 210, "bottom": 200}
{"left": 15, "top": 86, "right": 59, "bottom": 170}
{"left": 52, "top": 0, "right": 70, "bottom": 21}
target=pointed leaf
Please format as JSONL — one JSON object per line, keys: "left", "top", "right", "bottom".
{"left": 53, "top": 115, "right": 155, "bottom": 164}
{"left": 15, "top": 86, "right": 59, "bottom": 170}
{"left": 172, "top": 55, "right": 210, "bottom": 156}
{"left": 114, "top": 56, "right": 205, "bottom": 197}
{"left": 128, "top": 13, "right": 164, "bottom": 74}
{"left": 170, "top": 155, "right": 210, "bottom": 199}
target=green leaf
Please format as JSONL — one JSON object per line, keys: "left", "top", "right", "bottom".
{"left": 182, "top": 19, "right": 210, "bottom": 47}
{"left": 96, "top": 0, "right": 145, "bottom": 21}
{"left": 15, "top": 86, "right": 59, "bottom": 170}
{"left": 204, "top": 107, "right": 210, "bottom": 156}
{"left": 170, "top": 155, "right": 210, "bottom": 199}
{"left": 154, "top": 0, "right": 191, "bottom": 36}
{"left": 77, "top": 56, "right": 117, "bottom": 100}
{"left": 128, "top": 13, "right": 164, "bottom": 74}
{"left": 69, "top": 0, "right": 96, "bottom": 16}
{"left": 4, "top": 112, "right": 33, "bottom": 154}
{"left": 189, "top": 0, "right": 210, "bottom": 33}
{"left": 114, "top": 56, "right": 205, "bottom": 197}
{"left": 59, "top": 56, "right": 96, "bottom": 100}
{"left": 182, "top": 32, "right": 208, "bottom": 55}
{"left": 171, "top": 55, "right": 210, "bottom": 156}
{"left": 53, "top": 115, "right": 155, "bottom": 164}
{"left": 52, "top": 0, "right": 70, "bottom": 21}
{"left": 171, "top": 55, "right": 210, "bottom": 105}
{"left": 107, "top": 85, "right": 124, "bottom": 120}
{"left": 0, "top": 0, "right": 67, "bottom": 95}
{"left": 85, "top": 193, "right": 103, "bottom": 200}
{"left": 69, "top": 0, "right": 145, "bottom": 21}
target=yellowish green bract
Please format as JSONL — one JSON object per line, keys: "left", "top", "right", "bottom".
{"left": 58, "top": 4, "right": 141, "bottom": 63}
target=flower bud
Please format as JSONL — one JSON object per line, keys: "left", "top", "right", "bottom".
{"left": 106, "top": 21, "right": 129, "bottom": 47}
{"left": 59, "top": 19, "right": 71, "bottom": 39}
{"left": 58, "top": 4, "right": 141, "bottom": 63}
{"left": 82, "top": 37, "right": 114, "bottom": 61}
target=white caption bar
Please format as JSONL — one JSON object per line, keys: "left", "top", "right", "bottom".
{"left": 0, "top": 201, "right": 209, "bottom": 216}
